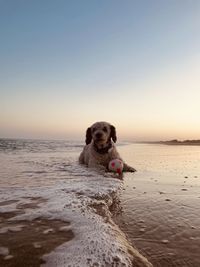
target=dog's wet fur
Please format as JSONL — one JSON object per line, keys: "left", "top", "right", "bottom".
{"left": 79, "top": 122, "right": 136, "bottom": 174}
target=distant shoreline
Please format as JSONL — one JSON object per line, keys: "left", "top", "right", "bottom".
{"left": 137, "top": 140, "right": 200, "bottom": 146}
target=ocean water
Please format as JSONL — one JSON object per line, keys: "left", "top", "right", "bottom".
{"left": 0, "top": 139, "right": 151, "bottom": 267}
{"left": 0, "top": 139, "right": 200, "bottom": 267}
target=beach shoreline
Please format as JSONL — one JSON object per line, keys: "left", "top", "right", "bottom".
{"left": 0, "top": 182, "right": 152, "bottom": 267}
{"left": 1, "top": 140, "right": 200, "bottom": 266}
{"left": 0, "top": 138, "right": 152, "bottom": 267}
{"left": 113, "top": 143, "right": 200, "bottom": 267}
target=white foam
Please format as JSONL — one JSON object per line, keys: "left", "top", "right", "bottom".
{"left": 43, "top": 228, "right": 54, "bottom": 234}
{"left": 0, "top": 224, "right": 25, "bottom": 234}
{"left": 4, "top": 255, "right": 14, "bottom": 260}
{"left": 33, "top": 242, "right": 42, "bottom": 249}
{"left": 0, "top": 246, "right": 9, "bottom": 256}
{"left": 0, "top": 163, "right": 151, "bottom": 266}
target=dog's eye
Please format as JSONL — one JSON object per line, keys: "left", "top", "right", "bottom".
{"left": 92, "top": 127, "right": 96, "bottom": 133}
{"left": 103, "top": 127, "right": 107, "bottom": 132}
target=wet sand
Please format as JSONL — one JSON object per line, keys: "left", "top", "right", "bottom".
{"left": 0, "top": 139, "right": 155, "bottom": 267}
{"left": 0, "top": 200, "right": 74, "bottom": 267}
{"left": 1, "top": 140, "right": 200, "bottom": 266}
{"left": 114, "top": 144, "right": 200, "bottom": 267}
{"left": 0, "top": 195, "right": 152, "bottom": 267}
{"left": 114, "top": 179, "right": 200, "bottom": 267}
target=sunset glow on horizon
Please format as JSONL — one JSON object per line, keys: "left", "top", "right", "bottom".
{"left": 1, "top": 1, "right": 200, "bottom": 141}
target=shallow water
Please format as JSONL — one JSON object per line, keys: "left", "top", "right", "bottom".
{"left": 1, "top": 139, "right": 151, "bottom": 267}
{"left": 0, "top": 139, "right": 83, "bottom": 187}
{"left": 1, "top": 139, "right": 200, "bottom": 266}
{"left": 115, "top": 144, "right": 200, "bottom": 267}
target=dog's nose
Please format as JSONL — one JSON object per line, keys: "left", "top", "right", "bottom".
{"left": 96, "top": 132, "right": 102, "bottom": 139}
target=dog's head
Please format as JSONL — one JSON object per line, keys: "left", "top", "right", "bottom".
{"left": 85, "top": 121, "right": 117, "bottom": 145}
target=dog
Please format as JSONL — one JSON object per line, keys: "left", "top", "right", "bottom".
{"left": 79, "top": 121, "right": 136, "bottom": 173}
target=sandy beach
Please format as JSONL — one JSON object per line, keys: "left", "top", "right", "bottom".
{"left": 0, "top": 209, "right": 74, "bottom": 267}
{"left": 0, "top": 139, "right": 152, "bottom": 267}
{"left": 114, "top": 144, "right": 200, "bottom": 267}
{"left": 0, "top": 140, "right": 200, "bottom": 266}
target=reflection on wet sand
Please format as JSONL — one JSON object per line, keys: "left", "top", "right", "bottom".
{"left": 0, "top": 208, "right": 74, "bottom": 267}
{"left": 114, "top": 144, "right": 200, "bottom": 267}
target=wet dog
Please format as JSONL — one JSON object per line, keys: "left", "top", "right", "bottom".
{"left": 79, "top": 121, "right": 136, "bottom": 173}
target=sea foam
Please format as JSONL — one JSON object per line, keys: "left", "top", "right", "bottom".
{"left": 0, "top": 139, "right": 152, "bottom": 266}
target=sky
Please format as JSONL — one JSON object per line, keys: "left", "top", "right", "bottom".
{"left": 1, "top": 0, "right": 200, "bottom": 141}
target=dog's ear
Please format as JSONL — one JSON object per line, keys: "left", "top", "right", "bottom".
{"left": 85, "top": 127, "right": 92, "bottom": 144}
{"left": 110, "top": 125, "right": 117, "bottom": 143}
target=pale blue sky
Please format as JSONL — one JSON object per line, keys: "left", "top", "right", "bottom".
{"left": 1, "top": 0, "right": 200, "bottom": 140}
